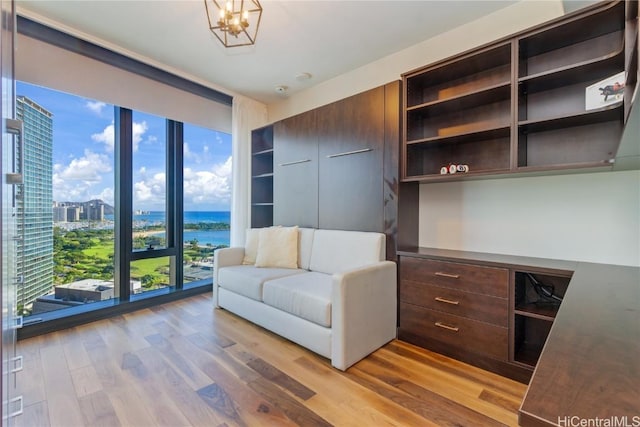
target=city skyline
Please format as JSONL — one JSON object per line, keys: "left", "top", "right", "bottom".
{"left": 16, "top": 81, "right": 233, "bottom": 211}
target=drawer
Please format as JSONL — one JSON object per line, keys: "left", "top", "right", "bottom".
{"left": 399, "top": 302, "right": 508, "bottom": 361}
{"left": 400, "top": 256, "right": 508, "bottom": 298}
{"left": 400, "top": 281, "right": 508, "bottom": 326}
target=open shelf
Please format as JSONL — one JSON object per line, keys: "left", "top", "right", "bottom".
{"left": 513, "top": 318, "right": 550, "bottom": 368}
{"left": 406, "top": 98, "right": 510, "bottom": 142}
{"left": 518, "top": 49, "right": 624, "bottom": 94}
{"left": 406, "top": 43, "right": 511, "bottom": 108}
{"left": 519, "top": 103, "right": 624, "bottom": 133}
{"left": 405, "top": 132, "right": 510, "bottom": 178}
{"left": 251, "top": 125, "right": 274, "bottom": 228}
{"left": 513, "top": 271, "right": 570, "bottom": 358}
{"left": 518, "top": 2, "right": 624, "bottom": 77}
{"left": 408, "top": 82, "right": 510, "bottom": 115}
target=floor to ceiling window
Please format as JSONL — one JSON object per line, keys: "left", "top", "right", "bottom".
{"left": 14, "top": 81, "right": 231, "bottom": 330}
{"left": 16, "top": 81, "right": 116, "bottom": 318}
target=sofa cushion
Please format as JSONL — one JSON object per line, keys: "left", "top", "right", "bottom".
{"left": 255, "top": 226, "right": 299, "bottom": 268}
{"left": 242, "top": 228, "right": 261, "bottom": 265}
{"left": 309, "top": 229, "right": 385, "bottom": 275}
{"left": 263, "top": 272, "right": 332, "bottom": 327}
{"left": 217, "top": 265, "right": 305, "bottom": 301}
{"left": 297, "top": 228, "right": 315, "bottom": 270}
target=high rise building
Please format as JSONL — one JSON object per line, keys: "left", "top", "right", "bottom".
{"left": 16, "top": 96, "right": 54, "bottom": 311}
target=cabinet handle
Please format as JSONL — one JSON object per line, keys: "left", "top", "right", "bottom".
{"left": 327, "top": 148, "right": 372, "bottom": 158}
{"left": 5, "top": 396, "right": 23, "bottom": 418}
{"left": 434, "top": 297, "right": 459, "bottom": 305}
{"left": 279, "top": 159, "right": 311, "bottom": 167}
{"left": 9, "top": 355, "right": 23, "bottom": 374}
{"left": 435, "top": 272, "right": 460, "bottom": 279}
{"left": 435, "top": 322, "right": 459, "bottom": 332}
{"left": 5, "top": 118, "right": 24, "bottom": 185}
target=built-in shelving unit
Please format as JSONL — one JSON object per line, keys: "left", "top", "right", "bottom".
{"left": 404, "top": 43, "right": 512, "bottom": 179}
{"left": 250, "top": 125, "right": 274, "bottom": 228}
{"left": 402, "top": 1, "right": 634, "bottom": 182}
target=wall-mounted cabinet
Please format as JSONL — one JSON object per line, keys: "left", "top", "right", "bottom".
{"left": 250, "top": 125, "right": 274, "bottom": 228}
{"left": 402, "top": 1, "right": 636, "bottom": 182}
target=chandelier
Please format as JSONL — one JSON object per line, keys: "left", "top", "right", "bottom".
{"left": 204, "top": 0, "right": 263, "bottom": 48}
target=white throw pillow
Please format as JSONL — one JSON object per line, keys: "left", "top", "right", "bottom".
{"left": 242, "top": 228, "right": 261, "bottom": 265}
{"left": 255, "top": 226, "right": 299, "bottom": 269}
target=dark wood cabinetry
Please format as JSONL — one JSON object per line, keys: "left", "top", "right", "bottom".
{"left": 317, "top": 87, "right": 385, "bottom": 232}
{"left": 266, "top": 82, "right": 406, "bottom": 258}
{"left": 250, "top": 125, "right": 274, "bottom": 228}
{"left": 398, "top": 249, "right": 575, "bottom": 383}
{"left": 273, "top": 110, "right": 319, "bottom": 228}
{"left": 402, "top": 1, "right": 636, "bottom": 182}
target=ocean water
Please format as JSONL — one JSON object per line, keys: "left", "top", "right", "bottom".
{"left": 106, "top": 211, "right": 231, "bottom": 247}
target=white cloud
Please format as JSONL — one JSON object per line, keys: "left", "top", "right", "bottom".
{"left": 91, "top": 187, "right": 115, "bottom": 207}
{"left": 57, "top": 150, "right": 111, "bottom": 182}
{"left": 91, "top": 120, "right": 148, "bottom": 153}
{"left": 52, "top": 150, "right": 112, "bottom": 202}
{"left": 92, "top": 123, "right": 115, "bottom": 152}
{"left": 132, "top": 121, "right": 148, "bottom": 151}
{"left": 183, "top": 156, "right": 232, "bottom": 208}
{"left": 134, "top": 172, "right": 166, "bottom": 207}
{"left": 86, "top": 101, "right": 106, "bottom": 115}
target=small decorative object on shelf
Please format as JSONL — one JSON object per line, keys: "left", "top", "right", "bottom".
{"left": 440, "top": 164, "right": 470, "bottom": 174}
{"left": 585, "top": 71, "right": 626, "bottom": 110}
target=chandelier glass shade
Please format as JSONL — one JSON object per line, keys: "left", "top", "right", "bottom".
{"left": 204, "top": 0, "right": 263, "bottom": 48}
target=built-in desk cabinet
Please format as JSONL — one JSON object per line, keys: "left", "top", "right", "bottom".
{"left": 398, "top": 249, "right": 574, "bottom": 383}
{"left": 402, "top": 0, "right": 637, "bottom": 182}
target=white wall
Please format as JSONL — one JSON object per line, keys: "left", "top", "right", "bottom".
{"left": 419, "top": 171, "right": 640, "bottom": 267}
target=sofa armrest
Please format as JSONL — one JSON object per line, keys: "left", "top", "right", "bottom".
{"left": 213, "top": 247, "right": 245, "bottom": 307}
{"left": 331, "top": 261, "right": 397, "bottom": 370}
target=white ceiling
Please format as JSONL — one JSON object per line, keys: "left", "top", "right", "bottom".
{"left": 17, "top": 1, "right": 568, "bottom": 105}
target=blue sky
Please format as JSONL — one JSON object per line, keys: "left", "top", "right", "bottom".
{"left": 17, "top": 81, "right": 232, "bottom": 211}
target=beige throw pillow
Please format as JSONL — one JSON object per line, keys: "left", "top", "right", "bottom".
{"left": 255, "top": 226, "right": 299, "bottom": 269}
{"left": 242, "top": 228, "right": 261, "bottom": 265}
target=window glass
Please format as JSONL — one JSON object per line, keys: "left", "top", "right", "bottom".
{"left": 182, "top": 124, "right": 231, "bottom": 284}
{"left": 132, "top": 111, "right": 167, "bottom": 251}
{"left": 16, "top": 81, "right": 115, "bottom": 317}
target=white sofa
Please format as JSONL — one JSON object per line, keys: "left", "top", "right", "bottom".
{"left": 213, "top": 227, "right": 397, "bottom": 370}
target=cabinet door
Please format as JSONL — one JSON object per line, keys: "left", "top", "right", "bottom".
{"left": 273, "top": 110, "right": 318, "bottom": 228}
{"left": 317, "top": 86, "right": 384, "bottom": 232}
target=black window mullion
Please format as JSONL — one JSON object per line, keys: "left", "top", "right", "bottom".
{"left": 169, "top": 120, "right": 184, "bottom": 288}
{"left": 115, "top": 107, "right": 133, "bottom": 301}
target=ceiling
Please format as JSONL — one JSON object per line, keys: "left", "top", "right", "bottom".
{"left": 16, "top": 1, "right": 591, "bottom": 105}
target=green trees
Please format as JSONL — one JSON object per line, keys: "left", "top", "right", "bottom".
{"left": 53, "top": 227, "right": 114, "bottom": 285}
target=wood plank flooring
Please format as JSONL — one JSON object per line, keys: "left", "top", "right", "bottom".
{"left": 14, "top": 293, "right": 526, "bottom": 426}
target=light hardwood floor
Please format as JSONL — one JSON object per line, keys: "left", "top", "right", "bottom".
{"left": 15, "top": 293, "right": 526, "bottom": 427}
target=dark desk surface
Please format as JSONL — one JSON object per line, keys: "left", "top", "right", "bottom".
{"left": 518, "top": 262, "right": 640, "bottom": 426}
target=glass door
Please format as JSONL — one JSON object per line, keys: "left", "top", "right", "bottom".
{"left": 1, "top": 0, "right": 24, "bottom": 424}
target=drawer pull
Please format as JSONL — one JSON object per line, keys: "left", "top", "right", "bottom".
{"left": 435, "top": 272, "right": 460, "bottom": 279}
{"left": 435, "top": 322, "right": 459, "bottom": 332}
{"left": 434, "top": 297, "right": 459, "bottom": 305}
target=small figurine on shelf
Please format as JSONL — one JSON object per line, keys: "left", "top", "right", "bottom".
{"left": 440, "top": 164, "right": 470, "bottom": 174}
